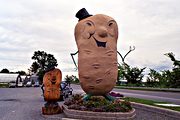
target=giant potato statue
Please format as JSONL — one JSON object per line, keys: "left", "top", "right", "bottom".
{"left": 72, "top": 8, "right": 118, "bottom": 100}
{"left": 42, "top": 67, "right": 62, "bottom": 115}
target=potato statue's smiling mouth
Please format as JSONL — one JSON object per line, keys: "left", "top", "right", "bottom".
{"left": 88, "top": 33, "right": 107, "bottom": 48}
{"left": 92, "top": 36, "right": 107, "bottom": 48}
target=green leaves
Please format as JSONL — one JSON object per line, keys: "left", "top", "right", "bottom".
{"left": 65, "top": 75, "right": 79, "bottom": 83}
{"left": 117, "top": 64, "right": 146, "bottom": 86}
{"left": 0, "top": 68, "right": 10, "bottom": 73}
{"left": 30, "top": 50, "right": 58, "bottom": 83}
{"left": 31, "top": 50, "right": 58, "bottom": 71}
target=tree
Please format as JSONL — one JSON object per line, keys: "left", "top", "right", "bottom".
{"left": 0, "top": 68, "right": 10, "bottom": 73}
{"left": 123, "top": 65, "right": 146, "bottom": 86}
{"left": 31, "top": 51, "right": 58, "bottom": 71}
{"left": 146, "top": 69, "right": 161, "bottom": 87}
{"left": 117, "top": 64, "right": 146, "bottom": 86}
{"left": 30, "top": 62, "right": 39, "bottom": 73}
{"left": 146, "top": 69, "right": 179, "bottom": 88}
{"left": 30, "top": 50, "right": 58, "bottom": 83}
{"left": 64, "top": 75, "right": 79, "bottom": 84}
{"left": 117, "top": 64, "right": 125, "bottom": 85}
{"left": 165, "top": 52, "right": 180, "bottom": 68}
{"left": 164, "top": 52, "right": 180, "bottom": 88}
{"left": 16, "top": 71, "right": 26, "bottom": 75}
{"left": 146, "top": 52, "right": 180, "bottom": 88}
{"left": 159, "top": 70, "right": 172, "bottom": 88}
{"left": 170, "top": 68, "right": 180, "bottom": 88}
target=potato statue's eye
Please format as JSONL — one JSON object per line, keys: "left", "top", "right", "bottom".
{"left": 109, "top": 22, "right": 113, "bottom": 26}
{"left": 86, "top": 22, "right": 92, "bottom": 26}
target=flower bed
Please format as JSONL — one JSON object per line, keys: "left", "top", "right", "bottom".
{"left": 63, "top": 94, "right": 136, "bottom": 119}
{"left": 64, "top": 94, "right": 132, "bottom": 112}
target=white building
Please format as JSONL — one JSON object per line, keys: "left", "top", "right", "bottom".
{"left": 0, "top": 73, "right": 19, "bottom": 83}
{"left": 0, "top": 73, "right": 28, "bottom": 87}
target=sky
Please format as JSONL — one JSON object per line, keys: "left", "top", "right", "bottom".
{"left": 0, "top": 0, "right": 180, "bottom": 74}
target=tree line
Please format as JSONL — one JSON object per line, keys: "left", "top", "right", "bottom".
{"left": 117, "top": 52, "right": 180, "bottom": 88}
{"left": 4, "top": 49, "right": 178, "bottom": 88}
{"left": 0, "top": 68, "right": 26, "bottom": 75}
{"left": 64, "top": 52, "right": 180, "bottom": 88}
{"left": 1, "top": 50, "right": 58, "bottom": 85}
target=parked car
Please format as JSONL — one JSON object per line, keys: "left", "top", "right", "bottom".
{"left": 59, "top": 81, "right": 73, "bottom": 101}
{"left": 34, "top": 82, "right": 40, "bottom": 87}
{"left": 26, "top": 81, "right": 32, "bottom": 87}
{"left": 41, "top": 81, "right": 73, "bottom": 101}
{"left": 9, "top": 81, "right": 16, "bottom": 88}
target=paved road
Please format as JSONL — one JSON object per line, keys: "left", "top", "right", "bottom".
{"left": 71, "top": 84, "right": 180, "bottom": 104}
{"left": 0, "top": 85, "right": 179, "bottom": 120}
{"left": 0, "top": 87, "right": 59, "bottom": 120}
{"left": 113, "top": 88, "right": 180, "bottom": 104}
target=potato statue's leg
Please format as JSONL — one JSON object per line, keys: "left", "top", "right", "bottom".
{"left": 103, "top": 94, "right": 115, "bottom": 101}
{"left": 83, "top": 94, "right": 115, "bottom": 101}
{"left": 83, "top": 94, "right": 92, "bottom": 101}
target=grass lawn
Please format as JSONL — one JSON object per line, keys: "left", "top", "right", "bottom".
{"left": 115, "top": 86, "right": 180, "bottom": 92}
{"left": 123, "top": 97, "right": 180, "bottom": 112}
{"left": 0, "top": 83, "right": 9, "bottom": 88}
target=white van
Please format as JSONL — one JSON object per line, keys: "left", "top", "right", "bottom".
{"left": 17, "top": 82, "right": 23, "bottom": 87}
{"left": 9, "top": 81, "right": 16, "bottom": 88}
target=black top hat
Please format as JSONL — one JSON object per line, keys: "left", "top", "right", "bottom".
{"left": 76, "top": 8, "right": 92, "bottom": 21}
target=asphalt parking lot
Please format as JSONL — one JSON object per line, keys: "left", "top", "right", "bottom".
{"left": 1, "top": 85, "right": 180, "bottom": 120}
{"left": 0, "top": 87, "right": 65, "bottom": 120}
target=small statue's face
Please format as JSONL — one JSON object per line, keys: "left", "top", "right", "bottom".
{"left": 43, "top": 69, "right": 61, "bottom": 86}
{"left": 43, "top": 68, "right": 62, "bottom": 101}
{"left": 75, "top": 14, "right": 118, "bottom": 49}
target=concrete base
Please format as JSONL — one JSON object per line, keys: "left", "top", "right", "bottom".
{"left": 42, "top": 103, "right": 62, "bottom": 115}
{"left": 132, "top": 102, "right": 180, "bottom": 120}
{"left": 41, "top": 102, "right": 180, "bottom": 120}
{"left": 63, "top": 105, "right": 136, "bottom": 120}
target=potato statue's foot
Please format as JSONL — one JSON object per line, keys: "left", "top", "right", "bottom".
{"left": 83, "top": 94, "right": 92, "bottom": 101}
{"left": 103, "top": 94, "right": 115, "bottom": 101}
{"left": 83, "top": 94, "right": 115, "bottom": 101}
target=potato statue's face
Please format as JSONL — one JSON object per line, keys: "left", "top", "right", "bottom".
{"left": 75, "top": 14, "right": 118, "bottom": 95}
{"left": 75, "top": 14, "right": 118, "bottom": 49}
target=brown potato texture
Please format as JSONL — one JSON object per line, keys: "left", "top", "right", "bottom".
{"left": 75, "top": 14, "right": 118, "bottom": 95}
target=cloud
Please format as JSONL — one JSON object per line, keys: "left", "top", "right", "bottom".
{"left": 0, "top": 0, "right": 180, "bottom": 73}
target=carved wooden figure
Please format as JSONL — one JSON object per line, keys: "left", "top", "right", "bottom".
{"left": 42, "top": 68, "right": 62, "bottom": 115}
{"left": 74, "top": 8, "right": 118, "bottom": 99}
{"left": 43, "top": 68, "right": 62, "bottom": 101}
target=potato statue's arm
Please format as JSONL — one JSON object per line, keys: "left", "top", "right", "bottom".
{"left": 117, "top": 46, "right": 135, "bottom": 64}
{"left": 70, "top": 51, "right": 79, "bottom": 70}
